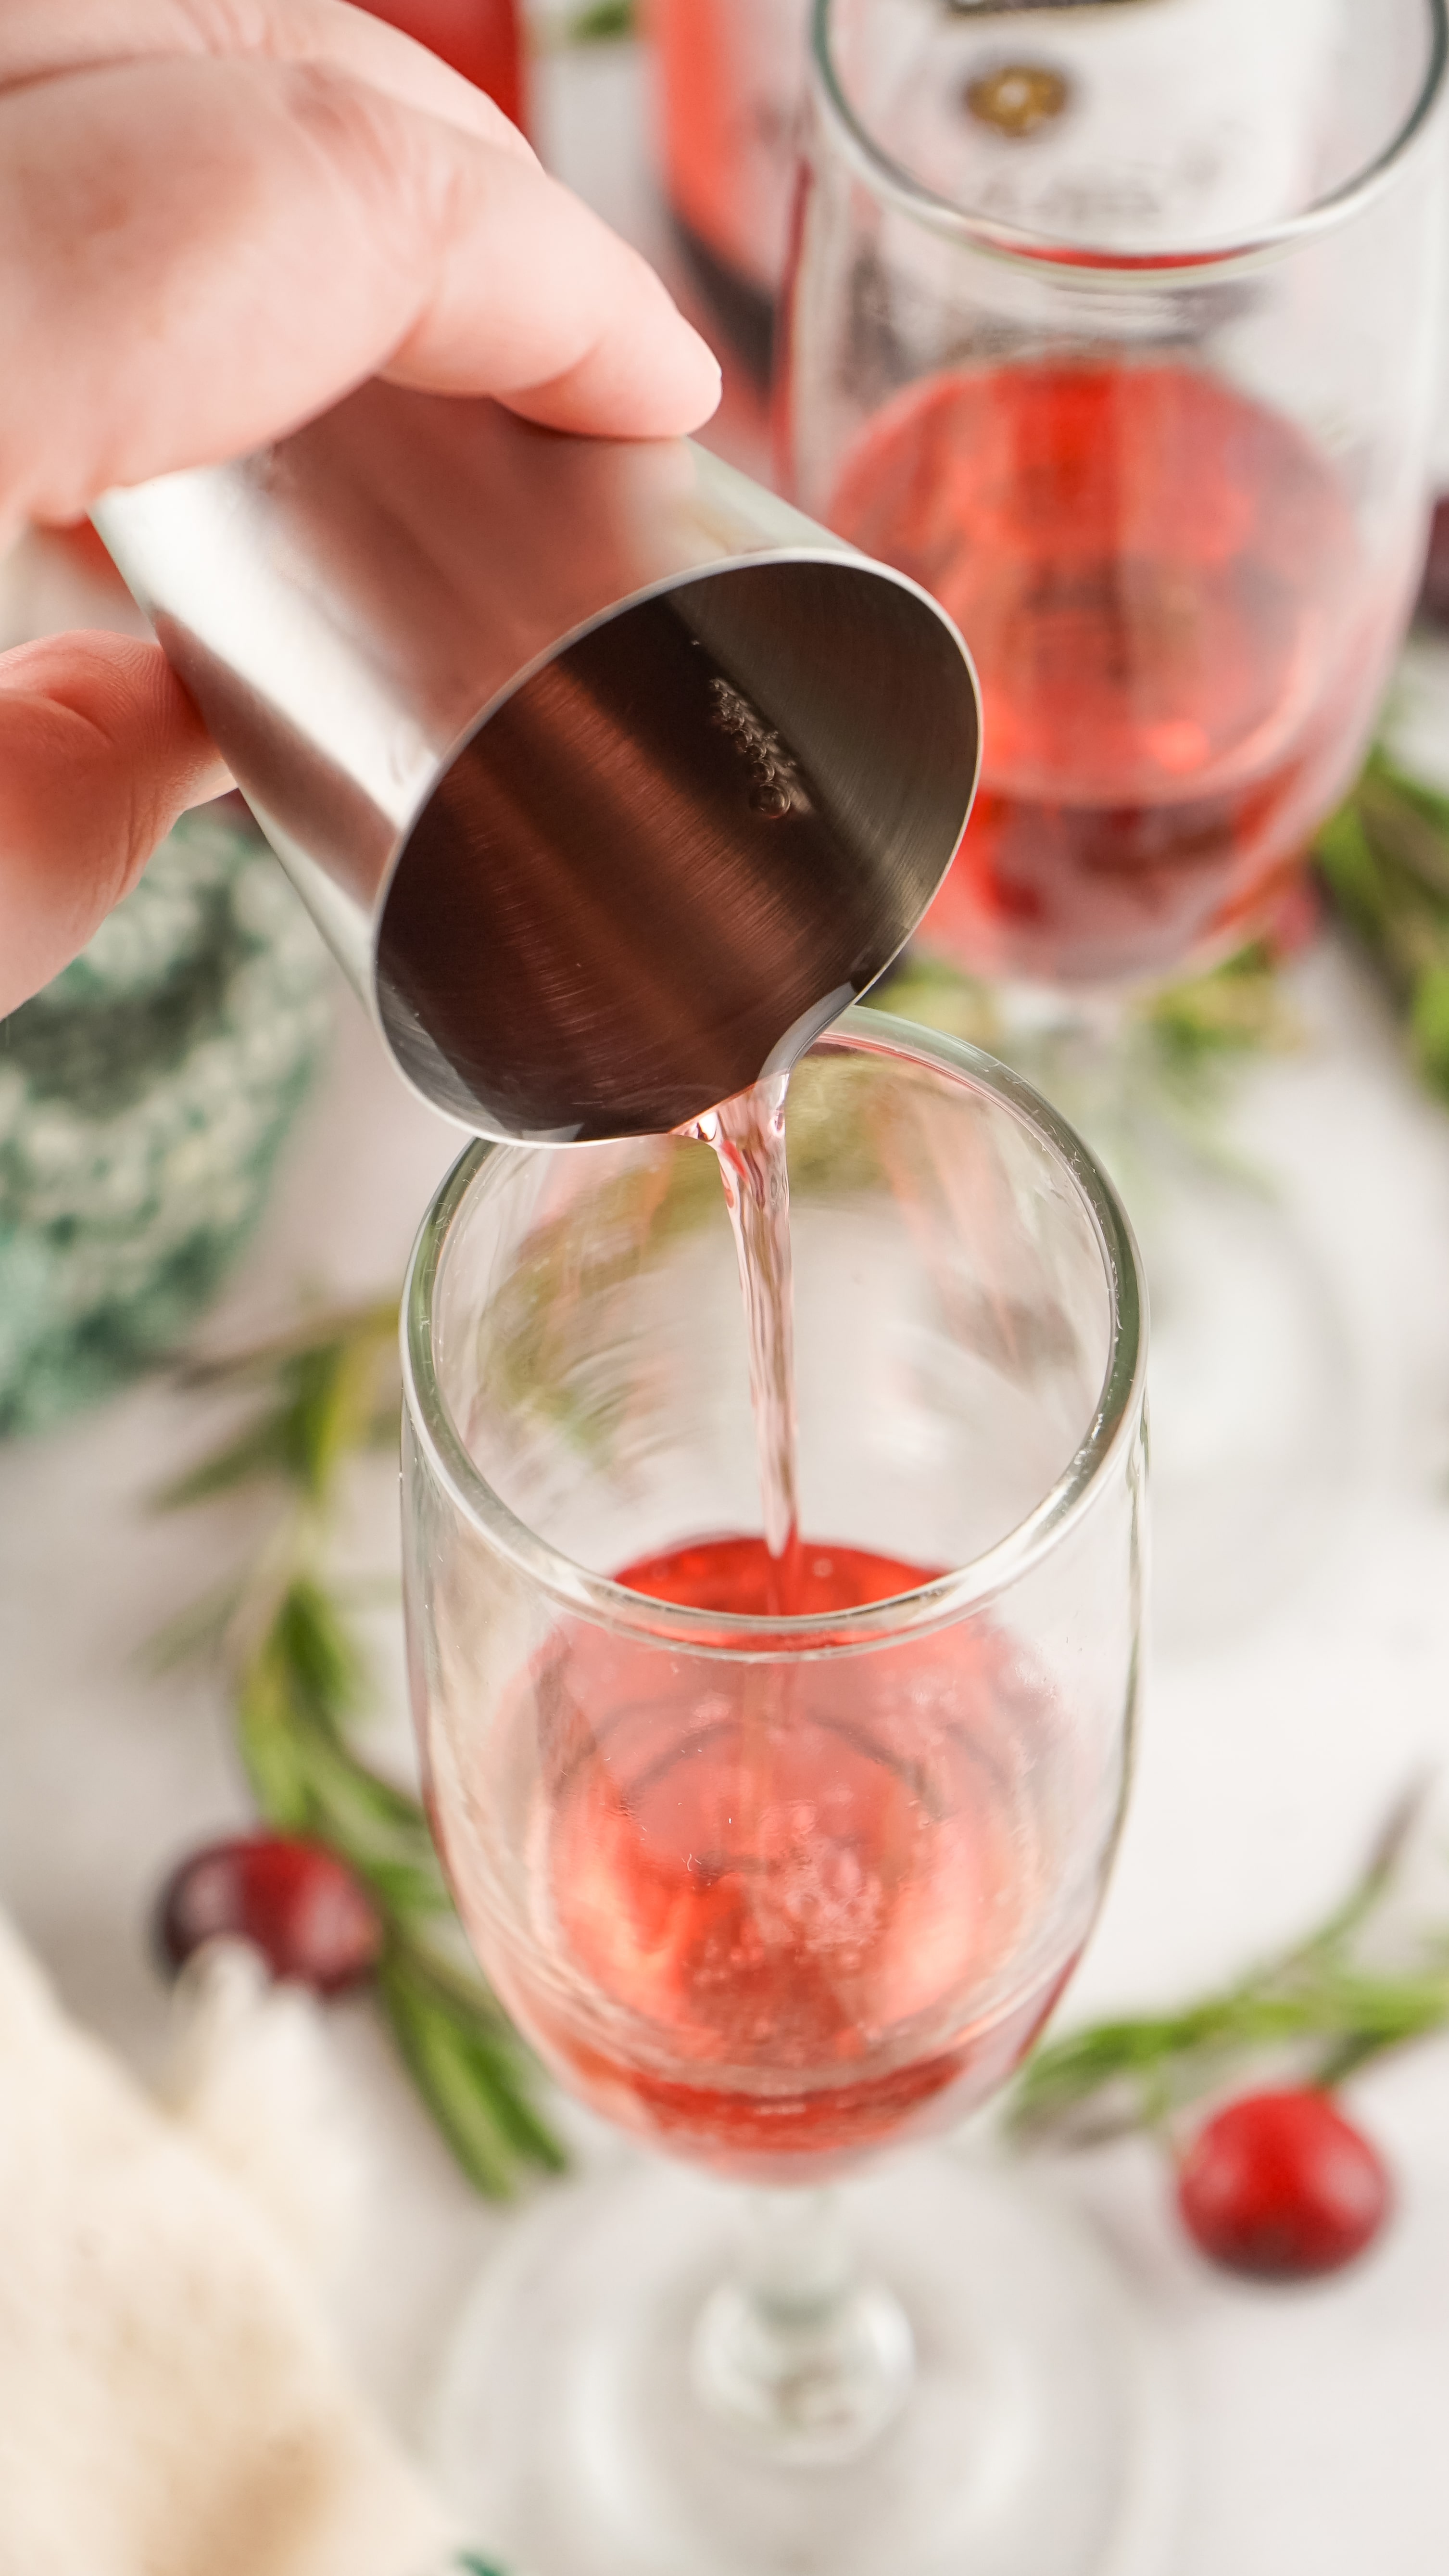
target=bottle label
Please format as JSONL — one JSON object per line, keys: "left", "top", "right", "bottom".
{"left": 887, "top": 0, "right": 1342, "bottom": 252}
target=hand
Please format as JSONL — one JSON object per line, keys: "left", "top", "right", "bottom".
{"left": 0, "top": 0, "right": 720, "bottom": 1015}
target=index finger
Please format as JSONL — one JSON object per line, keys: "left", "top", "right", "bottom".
{"left": 0, "top": 51, "right": 720, "bottom": 530}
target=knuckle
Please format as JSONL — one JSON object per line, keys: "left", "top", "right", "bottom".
{"left": 275, "top": 53, "right": 408, "bottom": 181}
{"left": 174, "top": 0, "right": 281, "bottom": 55}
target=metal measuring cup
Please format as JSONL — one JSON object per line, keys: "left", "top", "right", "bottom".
{"left": 94, "top": 384, "right": 981, "bottom": 1144}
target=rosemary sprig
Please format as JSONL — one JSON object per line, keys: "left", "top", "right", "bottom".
{"left": 563, "top": 0, "right": 635, "bottom": 40}
{"left": 153, "top": 1302, "right": 566, "bottom": 2197}
{"left": 869, "top": 939, "right": 1298, "bottom": 1203}
{"left": 872, "top": 936, "right": 1296, "bottom": 1099}
{"left": 876, "top": 738, "right": 1449, "bottom": 1119}
{"left": 1136, "top": 938, "right": 1297, "bottom": 1085}
{"left": 1011, "top": 1781, "right": 1449, "bottom": 2147}
{"left": 1315, "top": 749, "right": 1449, "bottom": 1107}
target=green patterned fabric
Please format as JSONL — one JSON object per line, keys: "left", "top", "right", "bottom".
{"left": 0, "top": 805, "right": 331, "bottom": 1435}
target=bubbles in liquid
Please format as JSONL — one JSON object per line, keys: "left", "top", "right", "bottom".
{"left": 708, "top": 676, "right": 811, "bottom": 821}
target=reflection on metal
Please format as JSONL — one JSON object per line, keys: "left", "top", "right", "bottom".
{"left": 946, "top": 1, "right": 1158, "bottom": 14}
{"left": 94, "top": 388, "right": 981, "bottom": 1145}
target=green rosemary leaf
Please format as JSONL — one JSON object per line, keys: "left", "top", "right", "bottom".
{"left": 567, "top": 0, "right": 635, "bottom": 39}
{"left": 177, "top": 1298, "right": 399, "bottom": 1388}
{"left": 399, "top": 1931, "right": 521, "bottom": 2027}
{"left": 1359, "top": 757, "right": 1449, "bottom": 901}
{"left": 1012, "top": 1781, "right": 1449, "bottom": 2144}
{"left": 378, "top": 1945, "right": 564, "bottom": 2194}
{"left": 268, "top": 1339, "right": 383, "bottom": 1500}
{"left": 1412, "top": 966, "right": 1449, "bottom": 1099}
{"left": 284, "top": 1734, "right": 417, "bottom": 1861}
{"left": 139, "top": 1578, "right": 246, "bottom": 1674}
{"left": 357, "top": 1855, "right": 452, "bottom": 1919}
{"left": 163, "top": 1305, "right": 401, "bottom": 1507}
{"left": 153, "top": 1414, "right": 297, "bottom": 1509}
{"left": 867, "top": 954, "right": 1002, "bottom": 1049}
{"left": 236, "top": 1633, "right": 315, "bottom": 1835}
{"left": 1316, "top": 799, "right": 1393, "bottom": 940}
{"left": 871, "top": 936, "right": 1293, "bottom": 1137}
{"left": 466, "top": 2038, "right": 570, "bottom": 2175}
{"left": 322, "top": 1758, "right": 433, "bottom": 1842}
{"left": 1315, "top": 752, "right": 1449, "bottom": 1110}
{"left": 1140, "top": 940, "right": 1296, "bottom": 1076}
{"left": 154, "top": 1299, "right": 564, "bottom": 2197}
{"left": 234, "top": 1587, "right": 379, "bottom": 1837}
{"left": 429, "top": 1994, "right": 571, "bottom": 2174}
{"left": 1295, "top": 1772, "right": 1434, "bottom": 1954}
{"left": 270, "top": 1577, "right": 368, "bottom": 1737}
{"left": 378, "top": 1980, "right": 515, "bottom": 2198}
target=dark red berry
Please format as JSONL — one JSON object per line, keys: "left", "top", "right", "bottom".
{"left": 157, "top": 1834, "right": 383, "bottom": 1997}
{"left": 1418, "top": 495, "right": 1449, "bottom": 633}
{"left": 1177, "top": 2088, "right": 1391, "bottom": 2281}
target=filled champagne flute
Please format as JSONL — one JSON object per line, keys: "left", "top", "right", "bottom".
{"left": 782, "top": 0, "right": 1446, "bottom": 988}
{"left": 779, "top": 0, "right": 1446, "bottom": 1639}
{"left": 403, "top": 1014, "right": 1148, "bottom": 2576}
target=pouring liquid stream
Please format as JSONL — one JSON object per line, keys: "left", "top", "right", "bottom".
{"left": 682, "top": 1071, "right": 804, "bottom": 1614}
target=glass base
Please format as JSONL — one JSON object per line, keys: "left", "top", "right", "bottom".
{"left": 428, "top": 2150, "right": 1176, "bottom": 2576}
{"left": 1133, "top": 1160, "right": 1356, "bottom": 1654}
{"left": 947, "top": 987, "right": 1359, "bottom": 1654}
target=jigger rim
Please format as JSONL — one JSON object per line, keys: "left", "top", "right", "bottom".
{"left": 811, "top": 0, "right": 1449, "bottom": 280}
{"left": 375, "top": 537, "right": 984, "bottom": 1144}
{"left": 402, "top": 1009, "right": 1147, "bottom": 1658}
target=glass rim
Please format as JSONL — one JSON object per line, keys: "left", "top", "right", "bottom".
{"left": 402, "top": 1009, "right": 1147, "bottom": 1657}
{"left": 810, "top": 0, "right": 1449, "bottom": 277}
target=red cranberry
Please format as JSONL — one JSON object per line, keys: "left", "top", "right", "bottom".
{"left": 1419, "top": 495, "right": 1449, "bottom": 633}
{"left": 1177, "top": 2088, "right": 1391, "bottom": 2281}
{"left": 157, "top": 1834, "right": 383, "bottom": 1997}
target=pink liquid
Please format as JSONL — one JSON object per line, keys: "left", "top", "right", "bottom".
{"left": 485, "top": 1536, "right": 1077, "bottom": 2180}
{"left": 828, "top": 362, "right": 1387, "bottom": 985}
{"left": 684, "top": 1076, "right": 801, "bottom": 1589}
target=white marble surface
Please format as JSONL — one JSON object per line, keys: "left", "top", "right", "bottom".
{"left": 5, "top": 31, "right": 1449, "bottom": 2573}
{"left": 8, "top": 913, "right": 1449, "bottom": 2575}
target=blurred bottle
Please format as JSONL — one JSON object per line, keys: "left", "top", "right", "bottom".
{"left": 355, "top": 0, "right": 527, "bottom": 130}
{"left": 655, "top": 0, "right": 809, "bottom": 377}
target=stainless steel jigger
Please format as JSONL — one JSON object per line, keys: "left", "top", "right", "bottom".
{"left": 93, "top": 385, "right": 981, "bottom": 1144}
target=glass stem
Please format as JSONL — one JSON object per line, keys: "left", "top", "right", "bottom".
{"left": 690, "top": 2186, "right": 914, "bottom": 2463}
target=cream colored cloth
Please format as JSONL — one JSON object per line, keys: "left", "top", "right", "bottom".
{"left": 0, "top": 1919, "right": 455, "bottom": 2576}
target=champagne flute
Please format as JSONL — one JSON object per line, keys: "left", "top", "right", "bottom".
{"left": 782, "top": 0, "right": 1446, "bottom": 991}
{"left": 403, "top": 1013, "right": 1149, "bottom": 2576}
{"left": 779, "top": 0, "right": 1446, "bottom": 1637}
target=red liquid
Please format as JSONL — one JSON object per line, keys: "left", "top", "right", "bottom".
{"left": 828, "top": 363, "right": 1395, "bottom": 985}
{"left": 354, "top": 0, "right": 526, "bottom": 127}
{"left": 656, "top": 0, "right": 807, "bottom": 300}
{"left": 475, "top": 1535, "right": 1081, "bottom": 2180}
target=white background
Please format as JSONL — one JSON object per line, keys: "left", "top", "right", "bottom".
{"left": 5, "top": 30, "right": 1449, "bottom": 2572}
